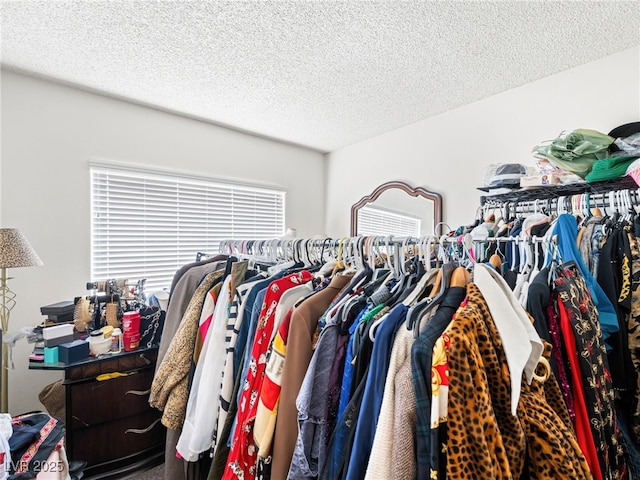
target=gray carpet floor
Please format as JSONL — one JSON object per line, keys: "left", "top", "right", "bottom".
{"left": 120, "top": 463, "right": 164, "bottom": 480}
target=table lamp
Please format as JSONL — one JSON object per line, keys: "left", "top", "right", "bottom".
{"left": 0, "top": 228, "right": 43, "bottom": 413}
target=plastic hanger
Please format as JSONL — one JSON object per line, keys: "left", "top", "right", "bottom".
{"left": 624, "top": 190, "right": 634, "bottom": 222}
{"left": 489, "top": 253, "right": 502, "bottom": 271}
{"left": 450, "top": 265, "right": 471, "bottom": 288}
{"left": 406, "top": 261, "right": 457, "bottom": 336}
{"left": 402, "top": 236, "right": 436, "bottom": 307}
{"left": 411, "top": 262, "right": 468, "bottom": 338}
{"left": 402, "top": 265, "right": 437, "bottom": 307}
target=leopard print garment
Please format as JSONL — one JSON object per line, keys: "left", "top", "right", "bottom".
{"left": 446, "top": 283, "right": 594, "bottom": 479}
{"left": 445, "top": 284, "right": 525, "bottom": 479}
{"left": 518, "top": 341, "right": 593, "bottom": 479}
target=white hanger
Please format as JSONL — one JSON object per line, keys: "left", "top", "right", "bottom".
{"left": 624, "top": 190, "right": 633, "bottom": 222}
{"left": 608, "top": 191, "right": 617, "bottom": 217}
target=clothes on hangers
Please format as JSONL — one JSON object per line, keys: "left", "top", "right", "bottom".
{"left": 270, "top": 274, "right": 353, "bottom": 480}
{"left": 443, "top": 281, "right": 590, "bottom": 479}
{"left": 578, "top": 214, "right": 606, "bottom": 278}
{"left": 148, "top": 231, "right": 639, "bottom": 480}
{"left": 253, "top": 281, "right": 317, "bottom": 455}
{"left": 150, "top": 257, "right": 235, "bottom": 480}
{"left": 596, "top": 225, "right": 637, "bottom": 409}
{"left": 151, "top": 268, "right": 226, "bottom": 429}
{"left": 215, "top": 273, "right": 271, "bottom": 454}
{"left": 479, "top": 185, "right": 640, "bottom": 477}
{"left": 364, "top": 319, "right": 420, "bottom": 480}
{"left": 552, "top": 214, "right": 619, "bottom": 343}
{"left": 342, "top": 304, "right": 408, "bottom": 480}
{"left": 178, "top": 262, "right": 251, "bottom": 462}
{"left": 157, "top": 256, "right": 228, "bottom": 368}
{"left": 412, "top": 286, "right": 466, "bottom": 480}
{"left": 223, "top": 271, "right": 315, "bottom": 480}
{"left": 554, "top": 262, "right": 625, "bottom": 479}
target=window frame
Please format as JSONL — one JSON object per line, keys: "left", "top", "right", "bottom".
{"left": 356, "top": 204, "right": 422, "bottom": 237}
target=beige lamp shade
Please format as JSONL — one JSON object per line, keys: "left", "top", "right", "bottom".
{"left": 0, "top": 228, "right": 43, "bottom": 268}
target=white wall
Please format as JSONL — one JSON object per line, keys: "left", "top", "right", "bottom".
{"left": 0, "top": 70, "right": 326, "bottom": 414}
{"left": 2, "top": 46, "right": 639, "bottom": 415}
{"left": 326, "top": 46, "right": 640, "bottom": 237}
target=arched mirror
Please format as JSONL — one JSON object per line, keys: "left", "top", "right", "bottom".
{"left": 350, "top": 181, "right": 443, "bottom": 237}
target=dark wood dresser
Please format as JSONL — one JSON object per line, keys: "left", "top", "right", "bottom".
{"left": 30, "top": 347, "right": 165, "bottom": 479}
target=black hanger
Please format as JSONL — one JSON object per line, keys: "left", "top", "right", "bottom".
{"left": 406, "top": 261, "right": 456, "bottom": 335}
{"left": 382, "top": 271, "right": 411, "bottom": 307}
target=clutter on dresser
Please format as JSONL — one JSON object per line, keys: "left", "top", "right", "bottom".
{"left": 39, "top": 300, "right": 75, "bottom": 323}
{"left": 31, "top": 277, "right": 166, "bottom": 366}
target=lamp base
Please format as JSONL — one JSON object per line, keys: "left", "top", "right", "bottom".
{"left": 1, "top": 267, "right": 16, "bottom": 413}
{"left": 1, "top": 329, "right": 7, "bottom": 413}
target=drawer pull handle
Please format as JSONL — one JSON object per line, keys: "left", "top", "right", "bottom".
{"left": 72, "top": 415, "right": 89, "bottom": 427}
{"left": 125, "top": 418, "right": 162, "bottom": 435}
{"left": 125, "top": 388, "right": 151, "bottom": 396}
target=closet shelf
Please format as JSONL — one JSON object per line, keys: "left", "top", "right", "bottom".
{"left": 479, "top": 175, "right": 638, "bottom": 205}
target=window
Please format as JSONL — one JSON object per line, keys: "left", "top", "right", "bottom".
{"left": 91, "top": 164, "right": 285, "bottom": 292}
{"left": 356, "top": 205, "right": 421, "bottom": 237}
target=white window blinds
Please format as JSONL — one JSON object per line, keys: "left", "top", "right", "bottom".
{"left": 356, "top": 205, "right": 421, "bottom": 237}
{"left": 91, "top": 165, "right": 285, "bottom": 292}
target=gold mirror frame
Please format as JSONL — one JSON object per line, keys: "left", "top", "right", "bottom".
{"left": 350, "top": 181, "right": 443, "bottom": 236}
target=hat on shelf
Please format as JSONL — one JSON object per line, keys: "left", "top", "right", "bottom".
{"left": 477, "top": 163, "right": 528, "bottom": 193}
{"left": 608, "top": 121, "right": 640, "bottom": 156}
{"left": 608, "top": 122, "right": 640, "bottom": 139}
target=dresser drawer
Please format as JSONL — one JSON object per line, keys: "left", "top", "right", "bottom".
{"left": 65, "top": 350, "right": 158, "bottom": 382}
{"left": 70, "top": 369, "right": 155, "bottom": 427}
{"left": 71, "top": 409, "right": 165, "bottom": 466}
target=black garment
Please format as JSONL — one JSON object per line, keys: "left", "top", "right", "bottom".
{"left": 554, "top": 263, "right": 626, "bottom": 479}
{"left": 597, "top": 226, "right": 637, "bottom": 406}
{"left": 349, "top": 321, "right": 376, "bottom": 400}
{"left": 526, "top": 268, "right": 552, "bottom": 343}
{"left": 323, "top": 369, "right": 368, "bottom": 480}
{"left": 187, "top": 453, "right": 212, "bottom": 480}
{"left": 503, "top": 269, "right": 518, "bottom": 291}
{"left": 617, "top": 404, "right": 640, "bottom": 479}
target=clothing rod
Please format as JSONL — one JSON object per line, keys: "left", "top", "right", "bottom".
{"left": 442, "top": 235, "right": 556, "bottom": 245}
{"left": 218, "top": 236, "right": 435, "bottom": 252}
{"left": 218, "top": 234, "right": 557, "bottom": 260}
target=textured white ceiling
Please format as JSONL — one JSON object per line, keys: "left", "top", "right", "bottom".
{"left": 2, "top": 1, "right": 639, "bottom": 152}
